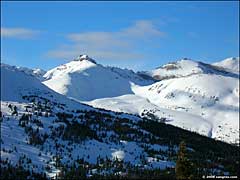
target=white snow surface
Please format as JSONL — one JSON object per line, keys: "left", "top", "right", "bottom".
{"left": 1, "top": 63, "right": 90, "bottom": 111}
{"left": 1, "top": 63, "right": 46, "bottom": 81}
{"left": 150, "top": 59, "right": 203, "bottom": 79}
{"left": 1, "top": 63, "right": 174, "bottom": 177}
{"left": 139, "top": 58, "right": 239, "bottom": 81}
{"left": 43, "top": 56, "right": 153, "bottom": 101}
{"left": 1, "top": 57, "right": 239, "bottom": 178}
{"left": 85, "top": 57, "right": 239, "bottom": 144}
{"left": 41, "top": 56, "right": 239, "bottom": 144}
{"left": 1, "top": 55, "right": 239, "bottom": 177}
{"left": 213, "top": 57, "right": 239, "bottom": 74}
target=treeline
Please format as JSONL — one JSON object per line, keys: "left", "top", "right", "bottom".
{"left": 138, "top": 119, "right": 240, "bottom": 178}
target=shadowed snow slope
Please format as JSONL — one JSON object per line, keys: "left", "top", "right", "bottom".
{"left": 1, "top": 64, "right": 50, "bottom": 102}
{"left": 1, "top": 63, "right": 46, "bottom": 81}
{"left": 1, "top": 63, "right": 90, "bottom": 110}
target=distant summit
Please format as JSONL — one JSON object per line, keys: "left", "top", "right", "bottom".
{"left": 213, "top": 57, "right": 239, "bottom": 74}
{"left": 73, "top": 54, "right": 97, "bottom": 64}
{"left": 0, "top": 63, "right": 46, "bottom": 81}
{"left": 138, "top": 57, "right": 239, "bottom": 81}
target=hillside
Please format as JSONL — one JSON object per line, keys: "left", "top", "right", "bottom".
{"left": 1, "top": 63, "right": 46, "bottom": 81}
{"left": 43, "top": 55, "right": 153, "bottom": 101}
{"left": 85, "top": 58, "right": 239, "bottom": 144}
{"left": 138, "top": 58, "right": 239, "bottom": 81}
{"left": 1, "top": 63, "right": 239, "bottom": 179}
{"left": 213, "top": 57, "right": 239, "bottom": 74}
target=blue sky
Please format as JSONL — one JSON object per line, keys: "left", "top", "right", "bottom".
{"left": 1, "top": 1, "right": 239, "bottom": 71}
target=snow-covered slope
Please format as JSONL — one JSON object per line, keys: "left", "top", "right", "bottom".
{"left": 1, "top": 63, "right": 46, "bottom": 81}
{"left": 0, "top": 63, "right": 174, "bottom": 178}
{"left": 146, "top": 58, "right": 203, "bottom": 80}
{"left": 132, "top": 73, "right": 239, "bottom": 143}
{"left": 87, "top": 94, "right": 159, "bottom": 116}
{"left": 1, "top": 64, "right": 48, "bottom": 102}
{"left": 139, "top": 58, "right": 238, "bottom": 81}
{"left": 43, "top": 55, "right": 153, "bottom": 101}
{"left": 42, "top": 56, "right": 239, "bottom": 144}
{"left": 16, "top": 66, "right": 46, "bottom": 81}
{"left": 213, "top": 57, "right": 239, "bottom": 74}
{"left": 1, "top": 63, "right": 88, "bottom": 111}
{"left": 1, "top": 62, "right": 239, "bottom": 179}
{"left": 86, "top": 58, "right": 239, "bottom": 144}
{"left": 31, "top": 68, "right": 46, "bottom": 80}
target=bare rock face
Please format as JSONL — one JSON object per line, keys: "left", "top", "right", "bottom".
{"left": 74, "top": 54, "right": 97, "bottom": 64}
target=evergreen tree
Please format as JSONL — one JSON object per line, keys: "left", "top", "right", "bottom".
{"left": 175, "top": 141, "right": 194, "bottom": 179}
{"left": 12, "top": 106, "right": 18, "bottom": 116}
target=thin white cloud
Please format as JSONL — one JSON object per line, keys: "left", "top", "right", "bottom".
{"left": 120, "top": 20, "right": 164, "bottom": 38}
{"left": 67, "top": 32, "right": 130, "bottom": 49}
{"left": 47, "top": 20, "right": 165, "bottom": 61}
{"left": 1, "top": 27, "right": 40, "bottom": 39}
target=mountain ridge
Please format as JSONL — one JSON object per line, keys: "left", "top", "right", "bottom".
{"left": 40, "top": 55, "right": 238, "bottom": 144}
{"left": 1, "top": 58, "right": 239, "bottom": 179}
{"left": 2, "top": 56, "right": 238, "bottom": 144}
{"left": 42, "top": 55, "right": 153, "bottom": 101}
{"left": 138, "top": 57, "right": 239, "bottom": 81}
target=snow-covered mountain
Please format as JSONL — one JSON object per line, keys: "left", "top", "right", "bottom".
{"left": 41, "top": 56, "right": 239, "bottom": 144}
{"left": 43, "top": 55, "right": 153, "bottom": 101}
{"left": 132, "top": 73, "right": 239, "bottom": 143}
{"left": 0, "top": 63, "right": 89, "bottom": 109}
{"left": 85, "top": 57, "right": 239, "bottom": 144}
{"left": 212, "top": 57, "right": 239, "bottom": 74}
{"left": 1, "top": 61, "right": 239, "bottom": 179}
{"left": 0, "top": 63, "right": 174, "bottom": 178}
{"left": 1, "top": 63, "right": 46, "bottom": 81}
{"left": 138, "top": 57, "right": 239, "bottom": 81}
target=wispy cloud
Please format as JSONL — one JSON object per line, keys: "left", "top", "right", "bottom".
{"left": 47, "top": 20, "right": 165, "bottom": 61}
{"left": 1, "top": 27, "right": 40, "bottom": 39}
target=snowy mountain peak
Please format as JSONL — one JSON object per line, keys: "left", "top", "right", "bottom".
{"left": 42, "top": 55, "right": 153, "bottom": 101}
{"left": 43, "top": 55, "right": 98, "bottom": 81}
{"left": 213, "top": 57, "right": 239, "bottom": 73}
{"left": 140, "top": 57, "right": 239, "bottom": 81}
{"left": 141, "top": 59, "right": 202, "bottom": 80}
{"left": 73, "top": 54, "right": 97, "bottom": 64}
{"left": 154, "top": 58, "right": 198, "bottom": 71}
{"left": 1, "top": 63, "right": 46, "bottom": 81}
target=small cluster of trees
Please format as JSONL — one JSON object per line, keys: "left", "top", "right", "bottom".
{"left": 63, "top": 121, "right": 98, "bottom": 142}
